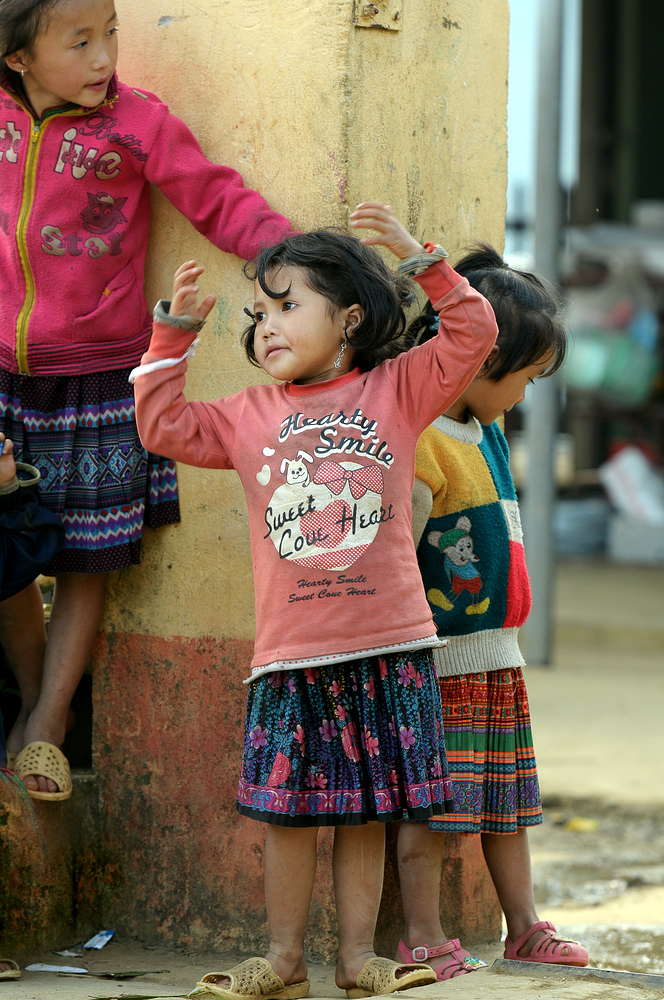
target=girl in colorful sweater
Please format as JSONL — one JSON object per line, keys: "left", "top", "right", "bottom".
{"left": 132, "top": 204, "right": 498, "bottom": 1000}
{"left": 0, "top": 0, "right": 294, "bottom": 798}
{"left": 396, "top": 246, "right": 589, "bottom": 978}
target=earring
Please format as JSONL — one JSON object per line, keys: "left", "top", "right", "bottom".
{"left": 21, "top": 69, "right": 25, "bottom": 77}
{"left": 334, "top": 340, "right": 347, "bottom": 369}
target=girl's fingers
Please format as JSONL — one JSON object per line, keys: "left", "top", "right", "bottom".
{"left": 174, "top": 284, "right": 199, "bottom": 302}
{"left": 172, "top": 288, "right": 216, "bottom": 320}
{"left": 352, "top": 201, "right": 392, "bottom": 213}
{"left": 172, "top": 290, "right": 198, "bottom": 317}
{"left": 174, "top": 259, "right": 198, "bottom": 278}
{"left": 350, "top": 211, "right": 393, "bottom": 226}
{"left": 174, "top": 268, "right": 204, "bottom": 291}
{"left": 350, "top": 203, "right": 394, "bottom": 221}
{"left": 198, "top": 294, "right": 217, "bottom": 320}
{"left": 173, "top": 264, "right": 204, "bottom": 295}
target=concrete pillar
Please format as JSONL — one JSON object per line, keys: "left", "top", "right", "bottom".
{"left": 96, "top": 0, "right": 508, "bottom": 956}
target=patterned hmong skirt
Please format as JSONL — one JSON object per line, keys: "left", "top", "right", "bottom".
{"left": 428, "top": 667, "right": 542, "bottom": 835}
{"left": 0, "top": 366, "right": 180, "bottom": 573}
{"left": 237, "top": 649, "right": 453, "bottom": 827}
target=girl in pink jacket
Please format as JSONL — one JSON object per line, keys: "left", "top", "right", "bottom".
{"left": 0, "top": 0, "right": 293, "bottom": 799}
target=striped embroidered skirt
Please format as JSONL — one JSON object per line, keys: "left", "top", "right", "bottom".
{"left": 428, "top": 667, "right": 542, "bottom": 834}
{"left": 237, "top": 649, "right": 453, "bottom": 826}
{"left": 0, "top": 366, "right": 180, "bottom": 573}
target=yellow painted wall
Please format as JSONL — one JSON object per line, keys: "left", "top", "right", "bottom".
{"left": 107, "top": 0, "right": 509, "bottom": 642}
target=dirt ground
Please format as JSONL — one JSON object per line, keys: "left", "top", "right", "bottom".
{"left": 5, "top": 561, "right": 664, "bottom": 999}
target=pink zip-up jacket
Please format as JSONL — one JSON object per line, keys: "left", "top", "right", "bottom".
{"left": 134, "top": 261, "right": 498, "bottom": 679}
{"left": 0, "top": 73, "right": 294, "bottom": 377}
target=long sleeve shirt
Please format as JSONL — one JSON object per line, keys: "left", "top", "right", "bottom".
{"left": 133, "top": 261, "right": 498, "bottom": 680}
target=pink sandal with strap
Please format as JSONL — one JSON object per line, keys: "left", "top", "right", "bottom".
{"left": 503, "top": 920, "right": 589, "bottom": 966}
{"left": 397, "top": 939, "right": 487, "bottom": 981}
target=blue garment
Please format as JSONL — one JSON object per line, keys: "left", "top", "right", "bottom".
{"left": 0, "top": 462, "right": 64, "bottom": 600}
{"left": 237, "top": 649, "right": 452, "bottom": 826}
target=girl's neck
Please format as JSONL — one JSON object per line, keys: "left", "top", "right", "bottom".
{"left": 443, "top": 400, "right": 469, "bottom": 423}
{"left": 293, "top": 368, "right": 355, "bottom": 386}
{"left": 290, "top": 366, "right": 359, "bottom": 388}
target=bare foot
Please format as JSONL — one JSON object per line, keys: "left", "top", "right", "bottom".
{"left": 16, "top": 707, "right": 74, "bottom": 794}
{"left": 336, "top": 952, "right": 431, "bottom": 992}
{"left": 203, "top": 954, "right": 308, "bottom": 991}
{"left": 264, "top": 950, "right": 308, "bottom": 988}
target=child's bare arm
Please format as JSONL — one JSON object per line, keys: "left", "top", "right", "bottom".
{"left": 170, "top": 260, "right": 217, "bottom": 321}
{"left": 0, "top": 435, "right": 17, "bottom": 490}
{"left": 350, "top": 202, "right": 423, "bottom": 259}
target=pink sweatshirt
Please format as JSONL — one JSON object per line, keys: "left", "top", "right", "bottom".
{"left": 0, "top": 74, "right": 293, "bottom": 377}
{"left": 134, "top": 261, "right": 498, "bottom": 680}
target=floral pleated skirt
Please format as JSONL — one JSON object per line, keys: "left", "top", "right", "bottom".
{"left": 0, "top": 366, "right": 180, "bottom": 573}
{"left": 429, "top": 667, "right": 542, "bottom": 834}
{"left": 237, "top": 648, "right": 452, "bottom": 826}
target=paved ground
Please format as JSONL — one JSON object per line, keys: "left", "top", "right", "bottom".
{"left": 5, "top": 560, "right": 664, "bottom": 1000}
{"left": 8, "top": 945, "right": 664, "bottom": 1000}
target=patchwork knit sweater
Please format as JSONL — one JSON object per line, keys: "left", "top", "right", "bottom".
{"left": 413, "top": 414, "right": 531, "bottom": 677}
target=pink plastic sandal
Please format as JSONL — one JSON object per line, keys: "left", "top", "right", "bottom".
{"left": 397, "top": 939, "right": 487, "bottom": 981}
{"left": 503, "top": 920, "right": 589, "bottom": 967}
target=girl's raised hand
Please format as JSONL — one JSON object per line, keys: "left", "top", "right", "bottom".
{"left": 171, "top": 260, "right": 217, "bottom": 321}
{"left": 350, "top": 202, "right": 424, "bottom": 260}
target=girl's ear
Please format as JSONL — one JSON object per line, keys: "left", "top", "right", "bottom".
{"left": 343, "top": 303, "right": 364, "bottom": 336}
{"left": 478, "top": 344, "right": 500, "bottom": 377}
{"left": 5, "top": 51, "right": 29, "bottom": 74}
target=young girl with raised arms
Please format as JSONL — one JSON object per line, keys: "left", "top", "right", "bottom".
{"left": 394, "top": 247, "right": 589, "bottom": 979}
{"left": 132, "top": 204, "right": 498, "bottom": 1000}
{"left": 0, "top": 0, "right": 294, "bottom": 798}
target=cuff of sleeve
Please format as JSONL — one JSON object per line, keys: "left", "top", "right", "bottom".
{"left": 0, "top": 462, "right": 40, "bottom": 499}
{"left": 413, "top": 258, "right": 464, "bottom": 301}
{"left": 147, "top": 319, "right": 198, "bottom": 360}
{"left": 153, "top": 299, "right": 206, "bottom": 332}
{"left": 397, "top": 244, "right": 448, "bottom": 277}
{"left": 17, "top": 461, "right": 40, "bottom": 489}
{"left": 0, "top": 477, "right": 19, "bottom": 495}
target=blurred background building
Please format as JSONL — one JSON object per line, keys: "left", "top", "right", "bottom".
{"left": 505, "top": 0, "right": 664, "bottom": 603}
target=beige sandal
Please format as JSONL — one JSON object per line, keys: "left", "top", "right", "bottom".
{"left": 14, "top": 742, "right": 72, "bottom": 801}
{"left": 188, "top": 958, "right": 310, "bottom": 1000}
{"left": 346, "top": 957, "right": 437, "bottom": 998}
{"left": 0, "top": 959, "right": 21, "bottom": 981}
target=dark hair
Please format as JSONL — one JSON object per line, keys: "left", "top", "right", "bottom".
{"left": 0, "top": 0, "right": 59, "bottom": 74}
{"left": 407, "top": 244, "right": 567, "bottom": 379}
{"left": 241, "top": 229, "right": 415, "bottom": 372}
